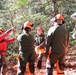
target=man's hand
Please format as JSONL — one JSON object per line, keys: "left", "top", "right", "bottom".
{"left": 11, "top": 26, "right": 15, "bottom": 31}
{"left": 36, "top": 46, "right": 40, "bottom": 49}
{"left": 14, "top": 36, "right": 18, "bottom": 40}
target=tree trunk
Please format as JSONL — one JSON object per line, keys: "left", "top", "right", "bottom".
{"left": 52, "top": 0, "right": 58, "bottom": 16}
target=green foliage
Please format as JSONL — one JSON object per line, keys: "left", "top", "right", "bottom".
{"left": 0, "top": 0, "right": 76, "bottom": 63}
{"left": 0, "top": 2, "right": 4, "bottom": 10}
{"left": 30, "top": 13, "right": 48, "bottom": 35}
{"left": 69, "top": 30, "right": 76, "bottom": 45}
{"left": 18, "top": 0, "right": 28, "bottom": 5}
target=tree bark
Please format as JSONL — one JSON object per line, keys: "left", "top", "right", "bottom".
{"left": 52, "top": 0, "right": 58, "bottom": 16}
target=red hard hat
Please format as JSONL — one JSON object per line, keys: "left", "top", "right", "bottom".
{"left": 23, "top": 21, "right": 33, "bottom": 29}
{"left": 55, "top": 14, "right": 64, "bottom": 21}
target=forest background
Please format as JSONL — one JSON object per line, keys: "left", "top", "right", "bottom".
{"left": 0, "top": 0, "right": 76, "bottom": 64}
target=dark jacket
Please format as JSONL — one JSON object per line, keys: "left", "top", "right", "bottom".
{"left": 17, "top": 33, "right": 35, "bottom": 54}
{"left": 34, "top": 34, "right": 45, "bottom": 49}
{"left": 46, "top": 24, "right": 69, "bottom": 54}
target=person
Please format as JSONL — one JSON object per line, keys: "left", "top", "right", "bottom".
{"left": 46, "top": 14, "right": 69, "bottom": 75}
{"left": 70, "top": 12, "right": 76, "bottom": 39}
{"left": 34, "top": 26, "right": 45, "bottom": 70}
{"left": 72, "top": 31, "right": 76, "bottom": 39}
{"left": 0, "top": 27, "right": 17, "bottom": 75}
{"left": 70, "top": 12, "right": 76, "bottom": 20}
{"left": 71, "top": 13, "right": 76, "bottom": 39}
{"left": 46, "top": 19, "right": 55, "bottom": 75}
{"left": 17, "top": 21, "right": 36, "bottom": 75}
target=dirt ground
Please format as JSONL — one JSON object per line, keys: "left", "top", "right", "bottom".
{"left": 35, "top": 68, "right": 76, "bottom": 75}
{"left": 1, "top": 54, "right": 76, "bottom": 75}
{"left": 35, "top": 61, "right": 76, "bottom": 75}
{"left": 3, "top": 45, "right": 76, "bottom": 75}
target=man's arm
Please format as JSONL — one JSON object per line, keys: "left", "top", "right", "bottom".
{"left": 46, "top": 28, "right": 54, "bottom": 57}
{"left": 72, "top": 31, "right": 76, "bottom": 39}
{"left": 0, "top": 27, "right": 14, "bottom": 41}
{"left": 5, "top": 36, "right": 17, "bottom": 44}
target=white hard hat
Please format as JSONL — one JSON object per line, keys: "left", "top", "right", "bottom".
{"left": 72, "top": 31, "right": 76, "bottom": 39}
{"left": 50, "top": 17, "right": 55, "bottom": 23}
{"left": 71, "top": 12, "right": 76, "bottom": 20}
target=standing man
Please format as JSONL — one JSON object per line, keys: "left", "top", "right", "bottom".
{"left": 17, "top": 21, "right": 36, "bottom": 75}
{"left": 0, "top": 27, "right": 17, "bottom": 75}
{"left": 46, "top": 14, "right": 69, "bottom": 75}
{"left": 71, "top": 12, "right": 76, "bottom": 39}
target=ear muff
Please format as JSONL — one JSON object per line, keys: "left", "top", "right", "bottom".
{"left": 62, "top": 21, "right": 65, "bottom": 24}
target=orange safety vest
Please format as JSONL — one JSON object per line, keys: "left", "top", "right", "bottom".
{"left": 35, "top": 47, "right": 45, "bottom": 54}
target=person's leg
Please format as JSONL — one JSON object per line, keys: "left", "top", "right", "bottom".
{"left": 2, "top": 65, "right": 7, "bottom": 75}
{"left": 46, "top": 57, "right": 51, "bottom": 75}
{"left": 46, "top": 52, "right": 57, "bottom": 75}
{"left": 56, "top": 54, "right": 65, "bottom": 75}
{"left": 2, "top": 55, "right": 7, "bottom": 75}
{"left": 46, "top": 52, "right": 63, "bottom": 75}
{"left": 0, "top": 65, "right": 2, "bottom": 74}
{"left": 47, "top": 63, "right": 54, "bottom": 75}
{"left": 28, "top": 52, "right": 36, "bottom": 75}
{"left": 18, "top": 62, "right": 26, "bottom": 75}
{"left": 28, "top": 62, "right": 34, "bottom": 75}
{"left": 37, "top": 53, "right": 43, "bottom": 69}
{"left": 0, "top": 54, "right": 2, "bottom": 74}
{"left": 17, "top": 56, "right": 27, "bottom": 75}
